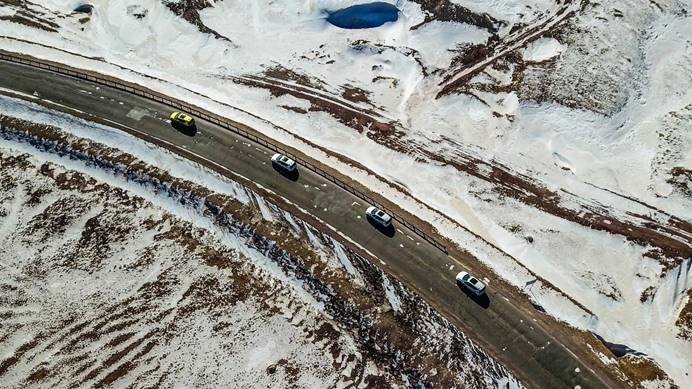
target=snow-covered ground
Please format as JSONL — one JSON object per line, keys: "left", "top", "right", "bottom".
{"left": 0, "top": 0, "right": 690, "bottom": 385}
{"left": 0, "top": 107, "right": 521, "bottom": 387}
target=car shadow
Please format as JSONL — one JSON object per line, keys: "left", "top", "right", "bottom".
{"left": 456, "top": 282, "right": 491, "bottom": 309}
{"left": 172, "top": 122, "right": 197, "bottom": 136}
{"left": 366, "top": 217, "right": 396, "bottom": 238}
{"left": 271, "top": 163, "right": 300, "bottom": 182}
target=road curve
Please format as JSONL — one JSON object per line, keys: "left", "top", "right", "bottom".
{"left": 0, "top": 59, "right": 608, "bottom": 388}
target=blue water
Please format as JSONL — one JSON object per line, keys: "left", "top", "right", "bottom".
{"left": 74, "top": 4, "right": 93, "bottom": 13}
{"left": 326, "top": 2, "right": 399, "bottom": 29}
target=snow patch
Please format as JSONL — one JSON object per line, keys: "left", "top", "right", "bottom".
{"left": 382, "top": 274, "right": 403, "bottom": 312}
{"left": 523, "top": 37, "right": 564, "bottom": 62}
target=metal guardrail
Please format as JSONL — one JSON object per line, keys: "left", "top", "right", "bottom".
{"left": 0, "top": 51, "right": 448, "bottom": 254}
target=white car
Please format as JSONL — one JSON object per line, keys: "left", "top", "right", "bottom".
{"left": 455, "top": 271, "right": 487, "bottom": 295}
{"left": 271, "top": 153, "right": 297, "bottom": 172}
{"left": 365, "top": 206, "right": 392, "bottom": 228}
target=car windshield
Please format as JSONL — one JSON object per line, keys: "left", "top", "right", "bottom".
{"left": 461, "top": 274, "right": 471, "bottom": 282}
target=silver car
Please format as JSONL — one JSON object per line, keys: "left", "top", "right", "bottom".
{"left": 455, "top": 271, "right": 487, "bottom": 295}
{"left": 365, "top": 206, "right": 392, "bottom": 228}
{"left": 271, "top": 153, "right": 297, "bottom": 172}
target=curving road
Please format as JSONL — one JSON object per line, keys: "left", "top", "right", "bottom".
{"left": 0, "top": 60, "right": 611, "bottom": 388}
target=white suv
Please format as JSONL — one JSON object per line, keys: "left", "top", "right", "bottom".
{"left": 365, "top": 206, "right": 392, "bottom": 228}
{"left": 271, "top": 153, "right": 297, "bottom": 172}
{"left": 455, "top": 271, "right": 487, "bottom": 295}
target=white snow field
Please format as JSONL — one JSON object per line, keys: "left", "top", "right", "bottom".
{"left": 0, "top": 0, "right": 690, "bottom": 386}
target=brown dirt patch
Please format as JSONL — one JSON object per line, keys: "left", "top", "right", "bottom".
{"left": 262, "top": 64, "right": 327, "bottom": 91}
{"left": 410, "top": 0, "right": 500, "bottom": 31}
{"left": 164, "top": 0, "right": 234, "bottom": 43}
{"left": 0, "top": 13, "right": 58, "bottom": 33}
{"left": 341, "top": 84, "right": 372, "bottom": 104}
{"left": 617, "top": 355, "right": 669, "bottom": 387}
{"left": 675, "top": 289, "right": 692, "bottom": 340}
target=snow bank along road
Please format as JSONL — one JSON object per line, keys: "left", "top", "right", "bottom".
{"left": 0, "top": 59, "right": 610, "bottom": 388}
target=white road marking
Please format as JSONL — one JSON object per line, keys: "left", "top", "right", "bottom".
{"left": 0, "top": 87, "right": 36, "bottom": 99}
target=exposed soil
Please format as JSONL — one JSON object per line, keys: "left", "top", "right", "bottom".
{"left": 675, "top": 289, "right": 692, "bottom": 340}
{"left": 668, "top": 166, "right": 692, "bottom": 198}
{"left": 616, "top": 355, "right": 671, "bottom": 387}
{"left": 0, "top": 13, "right": 58, "bottom": 32}
{"left": 409, "top": 0, "right": 501, "bottom": 32}
{"left": 341, "top": 84, "right": 372, "bottom": 104}
{"left": 262, "top": 64, "right": 327, "bottom": 91}
{"left": 163, "top": 0, "right": 235, "bottom": 44}
{"left": 0, "top": 1, "right": 60, "bottom": 32}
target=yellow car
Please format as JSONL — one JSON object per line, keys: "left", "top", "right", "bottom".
{"left": 169, "top": 111, "right": 195, "bottom": 128}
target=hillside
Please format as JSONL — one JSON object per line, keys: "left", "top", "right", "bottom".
{"left": 0, "top": 0, "right": 689, "bottom": 386}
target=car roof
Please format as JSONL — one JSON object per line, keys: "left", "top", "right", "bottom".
{"left": 374, "top": 208, "right": 390, "bottom": 219}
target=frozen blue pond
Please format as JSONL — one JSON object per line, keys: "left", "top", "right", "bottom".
{"left": 74, "top": 4, "right": 93, "bottom": 13}
{"left": 326, "top": 2, "right": 399, "bottom": 29}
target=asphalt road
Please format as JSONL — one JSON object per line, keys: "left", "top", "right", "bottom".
{"left": 0, "top": 60, "right": 607, "bottom": 388}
